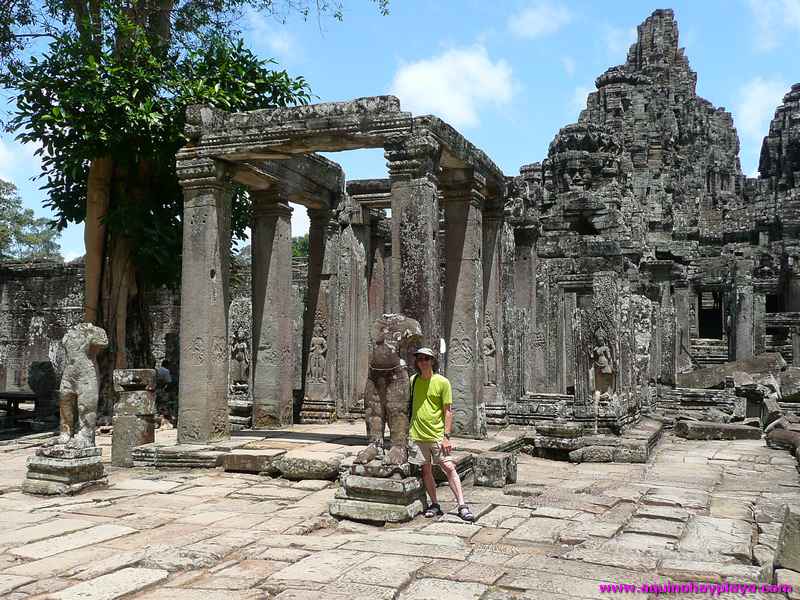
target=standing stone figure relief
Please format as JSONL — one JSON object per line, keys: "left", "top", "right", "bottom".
{"left": 482, "top": 320, "right": 497, "bottom": 386}
{"left": 591, "top": 329, "right": 615, "bottom": 399}
{"left": 355, "top": 314, "right": 423, "bottom": 466}
{"left": 306, "top": 322, "right": 328, "bottom": 383}
{"left": 230, "top": 328, "right": 250, "bottom": 389}
{"left": 46, "top": 323, "right": 108, "bottom": 449}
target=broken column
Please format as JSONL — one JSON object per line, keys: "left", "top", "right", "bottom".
{"left": 386, "top": 135, "right": 442, "bottom": 349}
{"left": 441, "top": 169, "right": 487, "bottom": 439}
{"left": 251, "top": 188, "right": 294, "bottom": 427}
{"left": 112, "top": 369, "right": 156, "bottom": 467}
{"left": 176, "top": 158, "right": 232, "bottom": 444}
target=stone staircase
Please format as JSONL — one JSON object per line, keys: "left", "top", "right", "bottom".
{"left": 689, "top": 338, "right": 729, "bottom": 367}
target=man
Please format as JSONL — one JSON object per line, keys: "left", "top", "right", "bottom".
{"left": 408, "top": 347, "right": 475, "bottom": 521}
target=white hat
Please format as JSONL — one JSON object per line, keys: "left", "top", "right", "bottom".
{"left": 414, "top": 347, "right": 436, "bottom": 358}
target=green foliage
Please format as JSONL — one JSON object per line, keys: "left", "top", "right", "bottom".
{"left": 6, "top": 14, "right": 311, "bottom": 286}
{"left": 292, "top": 233, "right": 309, "bottom": 257}
{"left": 0, "top": 178, "right": 61, "bottom": 261}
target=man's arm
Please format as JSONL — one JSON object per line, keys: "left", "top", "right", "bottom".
{"left": 442, "top": 404, "right": 454, "bottom": 454}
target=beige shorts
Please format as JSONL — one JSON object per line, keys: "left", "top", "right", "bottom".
{"left": 408, "top": 440, "right": 454, "bottom": 466}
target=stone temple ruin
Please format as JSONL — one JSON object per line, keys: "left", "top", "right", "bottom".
{"left": 3, "top": 9, "right": 800, "bottom": 461}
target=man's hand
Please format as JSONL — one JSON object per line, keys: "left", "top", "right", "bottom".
{"left": 440, "top": 437, "right": 453, "bottom": 455}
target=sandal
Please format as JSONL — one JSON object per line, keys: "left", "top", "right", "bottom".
{"left": 457, "top": 504, "right": 475, "bottom": 522}
{"left": 424, "top": 502, "right": 443, "bottom": 518}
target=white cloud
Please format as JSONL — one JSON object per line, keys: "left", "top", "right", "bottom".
{"left": 389, "top": 46, "right": 513, "bottom": 128}
{"left": 749, "top": 0, "right": 800, "bottom": 51}
{"left": 561, "top": 56, "right": 576, "bottom": 77}
{"left": 604, "top": 25, "right": 637, "bottom": 60}
{"left": 734, "top": 76, "right": 787, "bottom": 141}
{"left": 508, "top": 2, "right": 572, "bottom": 39}
{"left": 245, "top": 10, "right": 297, "bottom": 60}
{"left": 0, "top": 137, "right": 40, "bottom": 185}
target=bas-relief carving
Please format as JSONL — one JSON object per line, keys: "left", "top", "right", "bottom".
{"left": 482, "top": 318, "right": 497, "bottom": 386}
{"left": 230, "top": 327, "right": 250, "bottom": 390}
{"left": 307, "top": 319, "right": 328, "bottom": 383}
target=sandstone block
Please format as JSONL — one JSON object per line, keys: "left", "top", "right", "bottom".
{"left": 112, "top": 414, "right": 156, "bottom": 467}
{"left": 474, "top": 452, "right": 517, "bottom": 487}
{"left": 328, "top": 498, "right": 424, "bottom": 523}
{"left": 674, "top": 420, "right": 762, "bottom": 440}
{"left": 113, "top": 369, "right": 157, "bottom": 392}
{"left": 274, "top": 451, "right": 341, "bottom": 480}
{"left": 222, "top": 448, "right": 286, "bottom": 473}
{"left": 776, "top": 507, "right": 800, "bottom": 573}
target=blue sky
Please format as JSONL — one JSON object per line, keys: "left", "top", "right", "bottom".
{"left": 1, "top": 0, "right": 799, "bottom": 259}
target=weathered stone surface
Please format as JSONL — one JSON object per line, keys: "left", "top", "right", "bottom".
{"left": 10, "top": 524, "right": 136, "bottom": 559}
{"left": 675, "top": 420, "right": 762, "bottom": 441}
{"left": 776, "top": 507, "right": 800, "bottom": 572}
{"left": 222, "top": 448, "right": 286, "bottom": 473}
{"left": 678, "top": 354, "right": 787, "bottom": 390}
{"left": 398, "top": 578, "right": 486, "bottom": 600}
{"left": 679, "top": 517, "right": 754, "bottom": 561}
{"left": 274, "top": 451, "right": 342, "bottom": 480}
{"left": 475, "top": 452, "right": 517, "bottom": 487}
{"left": 328, "top": 498, "right": 423, "bottom": 523}
{"left": 659, "top": 559, "right": 763, "bottom": 582}
{"left": 52, "top": 567, "right": 168, "bottom": 599}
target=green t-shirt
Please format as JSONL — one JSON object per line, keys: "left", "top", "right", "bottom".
{"left": 409, "top": 373, "right": 452, "bottom": 442}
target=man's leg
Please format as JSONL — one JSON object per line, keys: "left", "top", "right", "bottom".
{"left": 440, "top": 460, "right": 465, "bottom": 506}
{"left": 421, "top": 463, "right": 438, "bottom": 504}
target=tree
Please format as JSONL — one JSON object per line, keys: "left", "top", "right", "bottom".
{"left": 292, "top": 233, "right": 309, "bottom": 257}
{"left": 2, "top": 0, "right": 388, "bottom": 414}
{"left": 0, "top": 178, "right": 61, "bottom": 261}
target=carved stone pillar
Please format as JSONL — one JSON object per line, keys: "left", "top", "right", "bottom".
{"left": 513, "top": 226, "right": 538, "bottom": 394}
{"left": 733, "top": 259, "right": 755, "bottom": 361}
{"left": 482, "top": 203, "right": 504, "bottom": 418}
{"left": 674, "top": 284, "right": 692, "bottom": 373}
{"left": 176, "top": 159, "right": 231, "bottom": 444}
{"left": 386, "top": 135, "right": 442, "bottom": 348}
{"left": 441, "top": 171, "right": 486, "bottom": 439}
{"left": 304, "top": 207, "right": 329, "bottom": 384}
{"left": 251, "top": 190, "right": 294, "bottom": 427}
{"left": 368, "top": 217, "right": 390, "bottom": 323}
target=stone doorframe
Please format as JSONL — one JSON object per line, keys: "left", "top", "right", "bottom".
{"left": 175, "top": 97, "right": 506, "bottom": 443}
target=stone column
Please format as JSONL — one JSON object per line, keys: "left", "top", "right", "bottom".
{"left": 793, "top": 328, "right": 800, "bottom": 367}
{"left": 786, "top": 255, "right": 800, "bottom": 311}
{"left": 176, "top": 159, "right": 231, "bottom": 444}
{"left": 482, "top": 203, "right": 504, "bottom": 414}
{"left": 441, "top": 171, "right": 486, "bottom": 439}
{"left": 386, "top": 135, "right": 442, "bottom": 348}
{"left": 513, "top": 226, "right": 537, "bottom": 394}
{"left": 368, "top": 218, "right": 390, "bottom": 323}
{"left": 304, "top": 208, "right": 330, "bottom": 384}
{"left": 734, "top": 259, "right": 755, "bottom": 361}
{"left": 674, "top": 284, "right": 692, "bottom": 373}
{"left": 251, "top": 190, "right": 294, "bottom": 427}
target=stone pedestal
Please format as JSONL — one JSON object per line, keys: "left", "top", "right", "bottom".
{"left": 112, "top": 369, "right": 156, "bottom": 467}
{"left": 329, "top": 461, "right": 426, "bottom": 523}
{"left": 22, "top": 446, "right": 106, "bottom": 496}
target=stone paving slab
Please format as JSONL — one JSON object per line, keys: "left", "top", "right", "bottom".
{"left": 0, "top": 428, "right": 796, "bottom": 600}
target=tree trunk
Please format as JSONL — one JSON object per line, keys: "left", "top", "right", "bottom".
{"left": 84, "top": 156, "right": 112, "bottom": 323}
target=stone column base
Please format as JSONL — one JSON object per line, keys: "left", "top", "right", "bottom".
{"left": 329, "top": 465, "right": 426, "bottom": 524}
{"left": 22, "top": 446, "right": 107, "bottom": 496}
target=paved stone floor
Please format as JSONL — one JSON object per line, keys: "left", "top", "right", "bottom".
{"left": 0, "top": 424, "right": 799, "bottom": 599}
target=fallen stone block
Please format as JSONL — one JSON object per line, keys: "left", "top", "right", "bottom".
{"left": 273, "top": 450, "right": 342, "bottom": 480}
{"left": 677, "top": 353, "right": 787, "bottom": 390}
{"left": 474, "top": 452, "right": 517, "bottom": 487}
{"left": 328, "top": 498, "right": 424, "bottom": 523}
{"left": 766, "top": 428, "right": 800, "bottom": 452}
{"left": 674, "top": 420, "right": 762, "bottom": 441}
{"left": 222, "top": 448, "right": 286, "bottom": 473}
